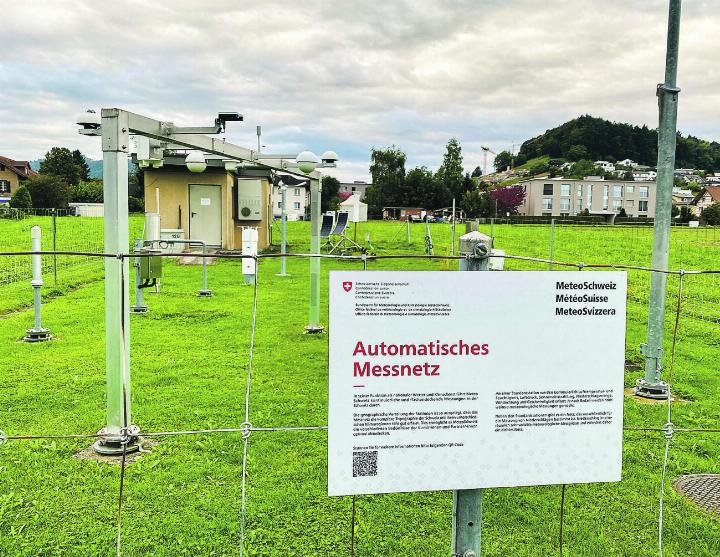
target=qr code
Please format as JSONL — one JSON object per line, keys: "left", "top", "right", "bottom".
{"left": 353, "top": 451, "right": 378, "bottom": 477}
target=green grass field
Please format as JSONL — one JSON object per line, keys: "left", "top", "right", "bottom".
{"left": 1, "top": 220, "right": 719, "bottom": 556}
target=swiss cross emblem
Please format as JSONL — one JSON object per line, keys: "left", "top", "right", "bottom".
{"left": 343, "top": 281, "right": 353, "bottom": 292}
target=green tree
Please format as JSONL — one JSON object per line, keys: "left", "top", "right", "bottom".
{"left": 567, "top": 144, "right": 589, "bottom": 161}
{"left": 494, "top": 151, "right": 512, "bottom": 172}
{"left": 367, "top": 146, "right": 406, "bottom": 218}
{"left": 677, "top": 206, "right": 693, "bottom": 223}
{"left": 461, "top": 189, "right": 494, "bottom": 218}
{"left": 471, "top": 166, "right": 483, "bottom": 178}
{"left": 70, "top": 180, "right": 103, "bottom": 203}
{"left": 39, "top": 147, "right": 81, "bottom": 186}
{"left": 10, "top": 185, "right": 32, "bottom": 209}
{"left": 128, "top": 163, "right": 144, "bottom": 198}
{"left": 622, "top": 171, "right": 635, "bottom": 181}
{"left": 701, "top": 203, "right": 720, "bottom": 225}
{"left": 436, "top": 138, "right": 465, "bottom": 203}
{"left": 72, "top": 149, "right": 91, "bottom": 182}
{"left": 321, "top": 176, "right": 341, "bottom": 212}
{"left": 404, "top": 167, "right": 437, "bottom": 208}
{"left": 25, "top": 174, "right": 69, "bottom": 208}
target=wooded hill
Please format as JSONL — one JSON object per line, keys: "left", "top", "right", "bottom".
{"left": 517, "top": 115, "right": 720, "bottom": 172}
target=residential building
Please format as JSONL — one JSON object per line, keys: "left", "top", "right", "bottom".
{"left": 340, "top": 180, "right": 371, "bottom": 199}
{"left": 672, "top": 188, "right": 695, "bottom": 207}
{"left": 515, "top": 177, "right": 657, "bottom": 218}
{"left": 382, "top": 207, "right": 426, "bottom": 221}
{"left": 691, "top": 186, "right": 720, "bottom": 216}
{"left": 0, "top": 156, "right": 38, "bottom": 202}
{"left": 705, "top": 173, "right": 720, "bottom": 184}
{"left": 617, "top": 159, "right": 640, "bottom": 169}
{"left": 594, "top": 160, "right": 615, "bottom": 173}
{"left": 632, "top": 169, "right": 657, "bottom": 181}
{"left": 271, "top": 178, "right": 308, "bottom": 221}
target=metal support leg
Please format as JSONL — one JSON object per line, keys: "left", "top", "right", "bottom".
{"left": 197, "top": 242, "right": 213, "bottom": 296}
{"left": 94, "top": 108, "right": 139, "bottom": 455}
{"left": 636, "top": 0, "right": 682, "bottom": 400}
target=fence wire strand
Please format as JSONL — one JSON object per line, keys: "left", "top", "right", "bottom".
{"left": 1, "top": 246, "right": 720, "bottom": 556}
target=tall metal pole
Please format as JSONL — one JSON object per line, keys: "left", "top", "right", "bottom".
{"left": 305, "top": 173, "right": 323, "bottom": 333}
{"left": 23, "top": 226, "right": 52, "bottom": 342}
{"left": 451, "top": 197, "right": 456, "bottom": 256}
{"left": 51, "top": 209, "right": 57, "bottom": 286}
{"left": 95, "top": 108, "right": 139, "bottom": 454}
{"left": 637, "top": 0, "right": 682, "bottom": 400}
{"left": 453, "top": 231, "right": 491, "bottom": 557}
{"left": 277, "top": 183, "right": 288, "bottom": 277}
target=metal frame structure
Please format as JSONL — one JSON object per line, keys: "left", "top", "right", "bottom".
{"left": 80, "top": 108, "right": 334, "bottom": 453}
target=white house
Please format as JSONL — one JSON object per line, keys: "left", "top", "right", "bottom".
{"left": 339, "top": 193, "right": 368, "bottom": 222}
{"left": 617, "top": 159, "right": 640, "bottom": 169}
{"left": 633, "top": 170, "right": 657, "bottom": 181}
{"left": 339, "top": 181, "right": 371, "bottom": 199}
{"left": 594, "top": 161, "right": 616, "bottom": 173}
{"left": 706, "top": 174, "right": 720, "bottom": 184}
{"left": 271, "top": 180, "right": 308, "bottom": 221}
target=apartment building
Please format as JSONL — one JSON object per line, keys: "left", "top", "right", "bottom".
{"left": 516, "top": 177, "right": 657, "bottom": 218}
{"left": 271, "top": 181, "right": 308, "bottom": 220}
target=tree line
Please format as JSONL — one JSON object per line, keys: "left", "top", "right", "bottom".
{"left": 9, "top": 147, "right": 144, "bottom": 211}
{"left": 516, "top": 114, "right": 720, "bottom": 171}
{"left": 364, "top": 139, "right": 525, "bottom": 218}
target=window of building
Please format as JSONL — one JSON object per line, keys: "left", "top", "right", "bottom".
{"left": 277, "top": 202, "right": 282, "bottom": 208}
{"left": 613, "top": 185, "right": 623, "bottom": 198}
{"left": 639, "top": 200, "right": 648, "bottom": 212}
{"left": 0, "top": 180, "right": 10, "bottom": 194}
{"left": 294, "top": 188, "right": 301, "bottom": 196}
{"left": 639, "top": 186, "right": 649, "bottom": 198}
{"left": 560, "top": 198, "right": 570, "bottom": 211}
{"left": 560, "top": 183, "right": 570, "bottom": 196}
{"left": 542, "top": 198, "right": 552, "bottom": 210}
{"left": 543, "top": 184, "right": 553, "bottom": 196}
{"left": 293, "top": 202, "right": 301, "bottom": 210}
{"left": 613, "top": 199, "right": 622, "bottom": 210}
{"left": 586, "top": 184, "right": 592, "bottom": 208}
{"left": 603, "top": 185, "right": 609, "bottom": 210}
{"left": 626, "top": 200, "right": 635, "bottom": 208}
{"left": 626, "top": 185, "right": 635, "bottom": 193}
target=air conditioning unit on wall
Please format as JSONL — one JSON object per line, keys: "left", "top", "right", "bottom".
{"left": 236, "top": 179, "right": 263, "bottom": 221}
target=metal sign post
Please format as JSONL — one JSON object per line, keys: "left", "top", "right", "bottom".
{"left": 637, "top": 0, "right": 682, "bottom": 399}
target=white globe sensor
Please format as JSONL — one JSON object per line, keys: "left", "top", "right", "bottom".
{"left": 185, "top": 150, "right": 207, "bottom": 173}
{"left": 76, "top": 109, "right": 100, "bottom": 128}
{"left": 296, "top": 150, "right": 319, "bottom": 174}
{"left": 320, "top": 150, "right": 339, "bottom": 165}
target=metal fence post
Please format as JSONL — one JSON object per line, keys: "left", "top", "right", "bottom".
{"left": 637, "top": 0, "right": 682, "bottom": 400}
{"left": 305, "top": 174, "right": 323, "bottom": 333}
{"left": 452, "top": 198, "right": 456, "bottom": 256}
{"left": 51, "top": 209, "right": 57, "bottom": 286}
{"left": 406, "top": 219, "right": 411, "bottom": 244}
{"left": 453, "top": 230, "right": 491, "bottom": 557}
{"left": 23, "top": 226, "right": 52, "bottom": 342}
{"left": 277, "top": 183, "right": 288, "bottom": 277}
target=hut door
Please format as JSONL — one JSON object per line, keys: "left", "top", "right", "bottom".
{"left": 189, "top": 184, "right": 222, "bottom": 246}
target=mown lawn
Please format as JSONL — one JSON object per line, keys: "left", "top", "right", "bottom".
{"left": 0, "top": 220, "right": 719, "bottom": 556}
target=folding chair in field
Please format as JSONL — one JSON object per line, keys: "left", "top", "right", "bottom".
{"left": 320, "top": 213, "right": 336, "bottom": 251}
{"left": 327, "top": 211, "right": 363, "bottom": 254}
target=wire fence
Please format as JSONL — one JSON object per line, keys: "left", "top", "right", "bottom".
{"left": 0, "top": 211, "right": 144, "bottom": 289}
{"left": 0, "top": 245, "right": 719, "bottom": 556}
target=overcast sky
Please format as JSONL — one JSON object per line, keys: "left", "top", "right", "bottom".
{"left": 1, "top": 0, "right": 718, "bottom": 181}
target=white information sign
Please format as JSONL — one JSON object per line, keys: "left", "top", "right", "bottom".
{"left": 200, "top": 197, "right": 212, "bottom": 206}
{"left": 328, "top": 271, "right": 627, "bottom": 496}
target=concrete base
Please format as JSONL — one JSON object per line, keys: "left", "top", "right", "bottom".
{"left": 130, "top": 305, "right": 149, "bottom": 314}
{"left": 23, "top": 328, "right": 52, "bottom": 343}
{"left": 197, "top": 290, "right": 213, "bottom": 297}
{"left": 92, "top": 435, "right": 141, "bottom": 456}
{"left": 304, "top": 324, "right": 325, "bottom": 334}
{"left": 634, "top": 378, "right": 669, "bottom": 400}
